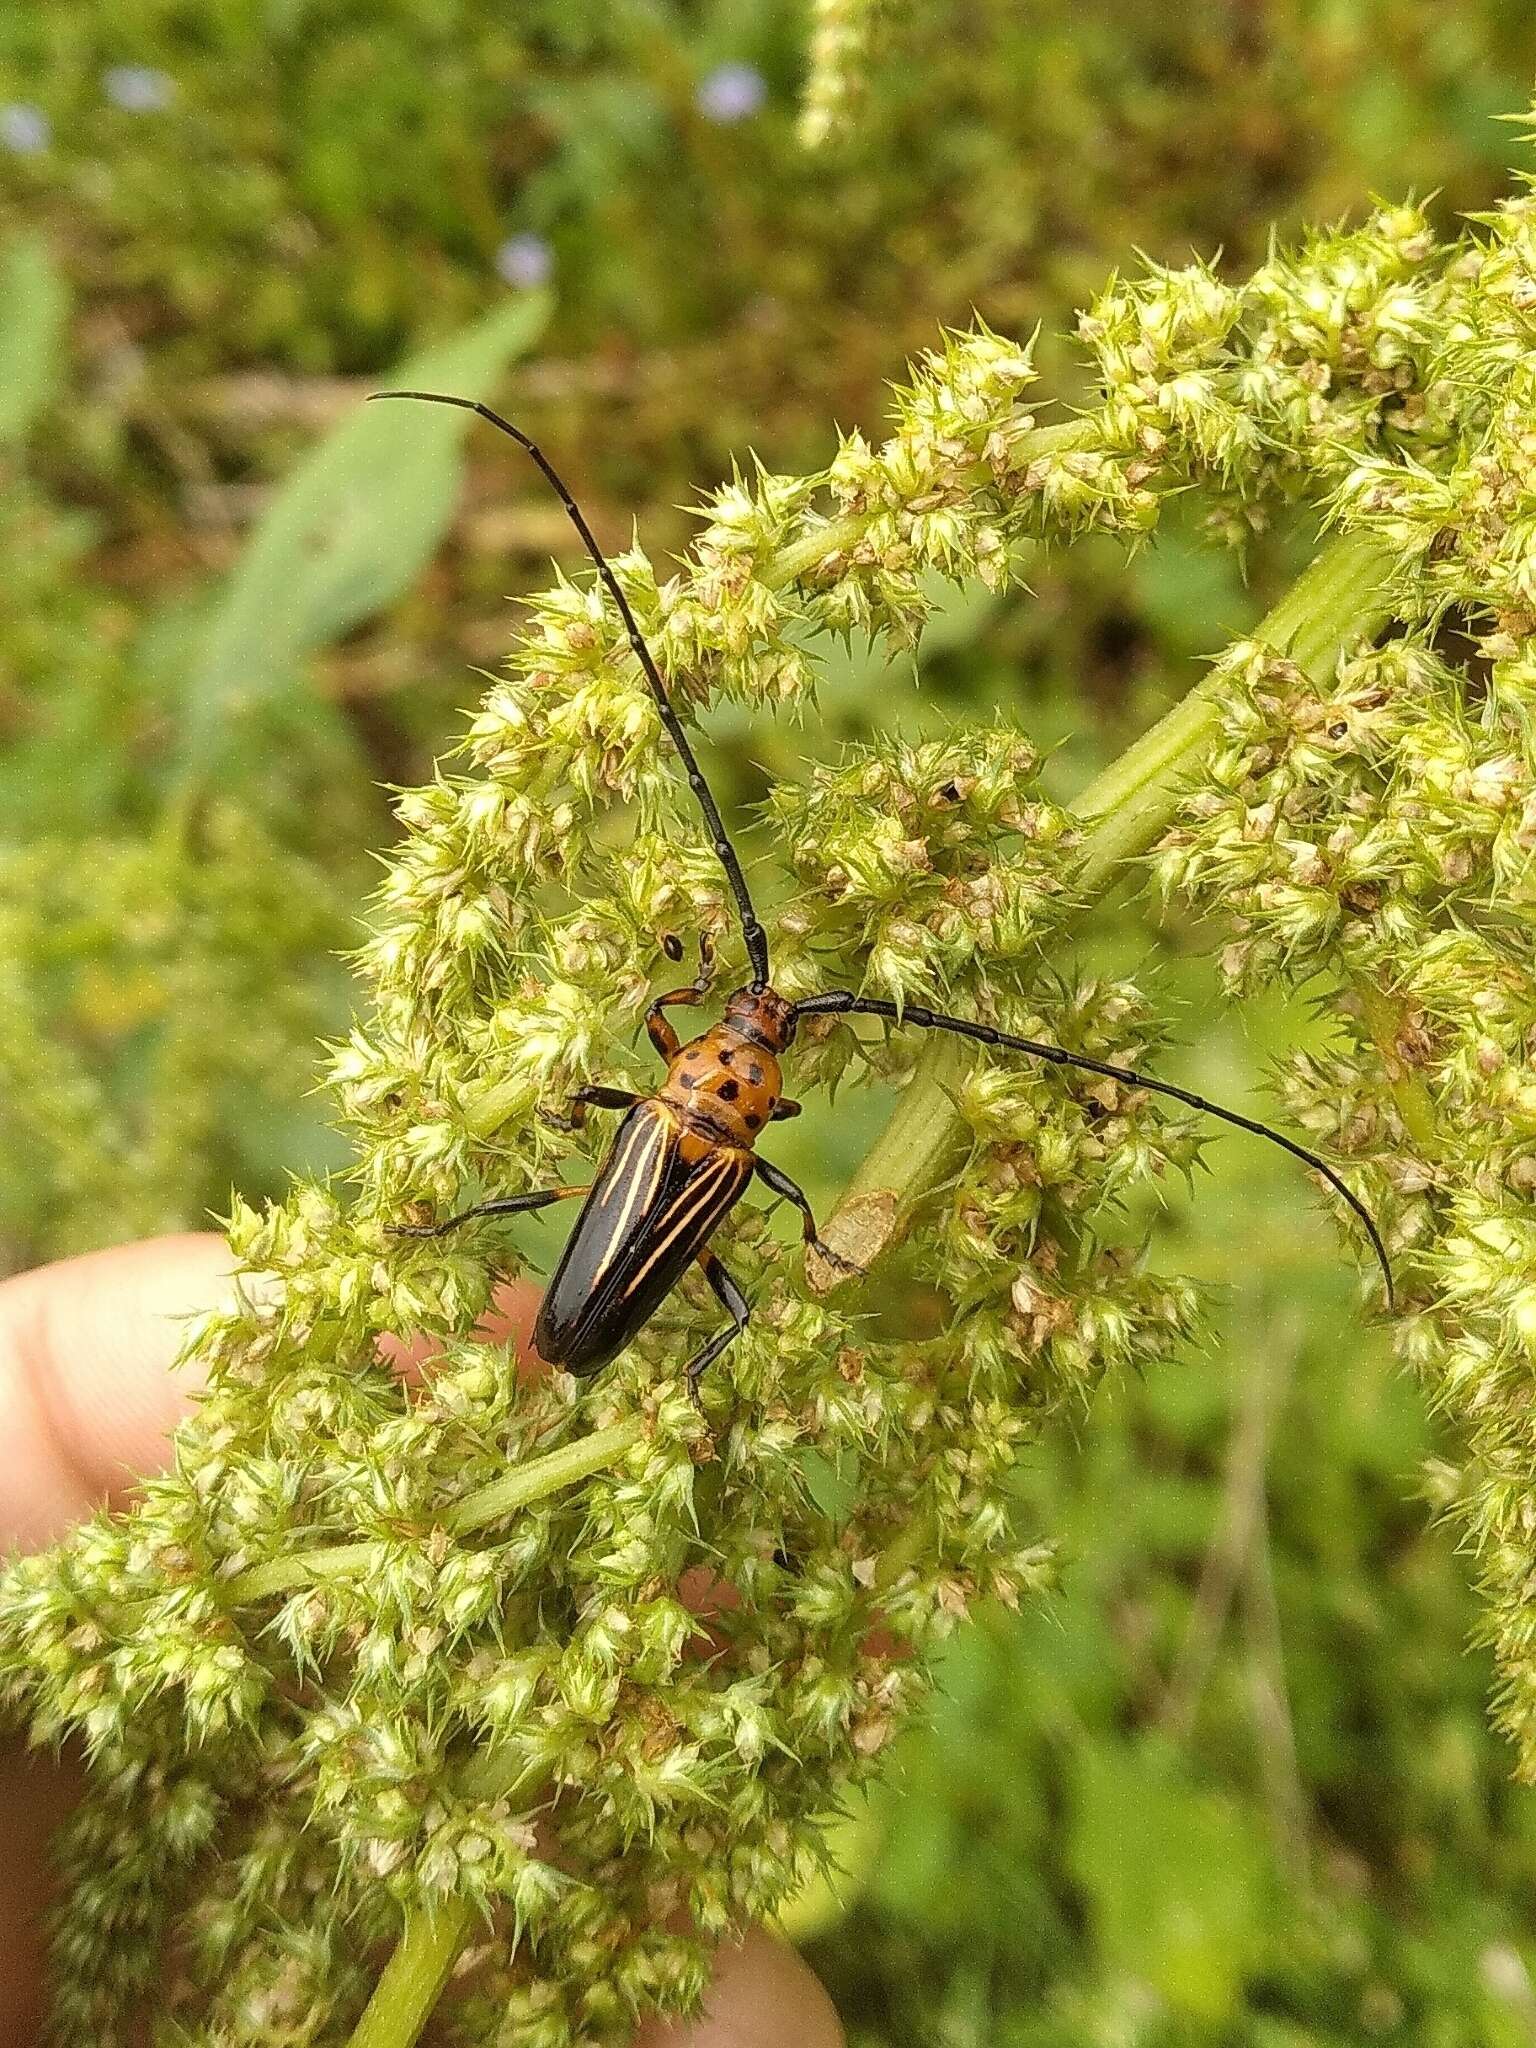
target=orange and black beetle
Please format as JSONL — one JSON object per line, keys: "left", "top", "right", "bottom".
{"left": 381, "top": 392, "right": 1393, "bottom": 1398}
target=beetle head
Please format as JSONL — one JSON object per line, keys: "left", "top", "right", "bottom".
{"left": 722, "top": 984, "right": 797, "bottom": 1053}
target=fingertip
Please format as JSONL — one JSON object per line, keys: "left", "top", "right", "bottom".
{"left": 474, "top": 1278, "right": 545, "bottom": 1357}
{"left": 631, "top": 1929, "right": 844, "bottom": 2048}
{"left": 0, "top": 1232, "right": 235, "bottom": 1549}
{"left": 377, "top": 1278, "right": 544, "bottom": 1382}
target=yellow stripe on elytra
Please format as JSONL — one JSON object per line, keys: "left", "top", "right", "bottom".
{"left": 624, "top": 1150, "right": 747, "bottom": 1299}
{"left": 597, "top": 1108, "right": 655, "bottom": 1208}
{"left": 591, "top": 1104, "right": 672, "bottom": 1289}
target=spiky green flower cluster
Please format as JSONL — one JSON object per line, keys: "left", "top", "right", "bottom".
{"left": 11, "top": 122, "right": 1536, "bottom": 2048}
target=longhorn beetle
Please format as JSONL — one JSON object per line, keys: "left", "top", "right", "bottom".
{"left": 374, "top": 389, "right": 1394, "bottom": 1398}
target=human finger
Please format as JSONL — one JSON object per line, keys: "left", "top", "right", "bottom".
{"left": 0, "top": 1232, "right": 236, "bottom": 1549}
{"left": 632, "top": 1928, "right": 845, "bottom": 2048}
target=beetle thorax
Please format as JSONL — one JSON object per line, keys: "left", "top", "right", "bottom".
{"left": 660, "top": 1021, "right": 783, "bottom": 1147}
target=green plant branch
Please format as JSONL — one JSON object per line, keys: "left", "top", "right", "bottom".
{"left": 347, "top": 1897, "right": 478, "bottom": 2048}
{"left": 811, "top": 528, "right": 1401, "bottom": 1277}
{"left": 1072, "top": 529, "right": 1397, "bottom": 889}
{"left": 224, "top": 1417, "right": 645, "bottom": 1604}
{"left": 341, "top": 1763, "right": 553, "bottom": 2048}
{"left": 762, "top": 417, "right": 1097, "bottom": 593}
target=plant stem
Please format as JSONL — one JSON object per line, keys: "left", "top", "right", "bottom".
{"left": 346, "top": 1897, "right": 477, "bottom": 2048}
{"left": 450, "top": 1416, "right": 645, "bottom": 1533}
{"left": 224, "top": 1416, "right": 645, "bottom": 1604}
{"left": 807, "top": 1026, "right": 971, "bottom": 1280}
{"left": 1072, "top": 528, "right": 1397, "bottom": 889}
{"left": 812, "top": 527, "right": 1400, "bottom": 1277}
{"left": 225, "top": 1540, "right": 379, "bottom": 1601}
{"left": 764, "top": 511, "right": 867, "bottom": 591}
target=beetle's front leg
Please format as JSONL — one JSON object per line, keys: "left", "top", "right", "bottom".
{"left": 646, "top": 934, "right": 717, "bottom": 1059}
{"left": 683, "top": 1246, "right": 750, "bottom": 1408}
{"left": 752, "top": 1156, "right": 862, "bottom": 1276}
{"left": 540, "top": 1084, "right": 642, "bottom": 1135}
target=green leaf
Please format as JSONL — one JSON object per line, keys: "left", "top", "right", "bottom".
{"left": 180, "top": 290, "right": 552, "bottom": 783}
{"left": 797, "top": 1446, "right": 860, "bottom": 1525}
{"left": 0, "top": 234, "right": 69, "bottom": 447}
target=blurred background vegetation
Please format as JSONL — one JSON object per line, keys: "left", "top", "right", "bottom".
{"left": 4, "top": 2, "right": 1536, "bottom": 2039}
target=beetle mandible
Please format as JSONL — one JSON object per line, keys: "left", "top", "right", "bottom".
{"left": 376, "top": 390, "right": 1394, "bottom": 1399}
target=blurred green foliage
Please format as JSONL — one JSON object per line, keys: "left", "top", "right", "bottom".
{"left": 4, "top": 2, "right": 1536, "bottom": 2039}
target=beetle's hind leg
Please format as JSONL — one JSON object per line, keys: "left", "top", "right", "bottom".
{"left": 389, "top": 1184, "right": 587, "bottom": 1238}
{"left": 540, "top": 1084, "right": 642, "bottom": 1135}
{"left": 683, "top": 1247, "right": 750, "bottom": 1408}
{"left": 752, "top": 1156, "right": 862, "bottom": 1277}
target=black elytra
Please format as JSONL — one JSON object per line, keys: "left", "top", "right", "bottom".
{"left": 376, "top": 390, "right": 1394, "bottom": 1398}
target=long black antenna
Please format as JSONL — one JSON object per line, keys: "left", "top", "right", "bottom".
{"left": 370, "top": 389, "right": 772, "bottom": 990}
{"left": 795, "top": 990, "right": 1394, "bottom": 1308}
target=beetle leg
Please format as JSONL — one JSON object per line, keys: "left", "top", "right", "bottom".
{"left": 752, "top": 1156, "right": 862, "bottom": 1276}
{"left": 540, "top": 1084, "right": 642, "bottom": 1134}
{"left": 683, "top": 1246, "right": 750, "bottom": 1407}
{"left": 646, "top": 934, "right": 718, "bottom": 1059}
{"left": 769, "top": 1097, "right": 802, "bottom": 1122}
{"left": 389, "top": 1185, "right": 588, "bottom": 1238}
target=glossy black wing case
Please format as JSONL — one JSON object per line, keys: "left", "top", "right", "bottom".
{"left": 533, "top": 1100, "right": 752, "bottom": 1376}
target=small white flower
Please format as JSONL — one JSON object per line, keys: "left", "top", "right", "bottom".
{"left": 0, "top": 103, "right": 49, "bottom": 155}
{"left": 695, "top": 62, "right": 767, "bottom": 123}
{"left": 103, "top": 65, "right": 176, "bottom": 113}
{"left": 495, "top": 232, "right": 553, "bottom": 290}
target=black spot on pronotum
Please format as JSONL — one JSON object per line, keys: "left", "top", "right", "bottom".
{"left": 719, "top": 1079, "right": 740, "bottom": 1102}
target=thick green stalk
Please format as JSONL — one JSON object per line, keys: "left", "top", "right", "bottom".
{"left": 811, "top": 528, "right": 1400, "bottom": 1277}
{"left": 1073, "top": 528, "right": 1400, "bottom": 889}
{"left": 805, "top": 1026, "right": 971, "bottom": 1282}
{"left": 347, "top": 1898, "right": 477, "bottom": 2048}
{"left": 451, "top": 1415, "right": 645, "bottom": 1532}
